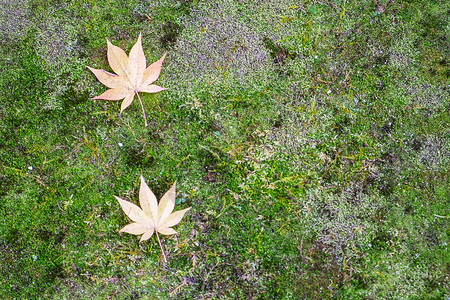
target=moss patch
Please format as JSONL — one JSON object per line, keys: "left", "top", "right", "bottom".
{"left": 1, "top": 0, "right": 449, "bottom": 298}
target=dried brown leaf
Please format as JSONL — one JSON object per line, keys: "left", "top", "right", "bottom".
{"left": 116, "top": 176, "right": 191, "bottom": 242}
{"left": 87, "top": 34, "right": 167, "bottom": 126}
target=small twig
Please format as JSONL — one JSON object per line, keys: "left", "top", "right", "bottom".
{"left": 71, "top": 135, "right": 83, "bottom": 141}
{"left": 317, "top": 78, "right": 333, "bottom": 84}
{"left": 2, "top": 165, "right": 50, "bottom": 191}
{"left": 169, "top": 278, "right": 187, "bottom": 296}
{"left": 135, "top": 91, "right": 148, "bottom": 127}
{"left": 155, "top": 231, "right": 167, "bottom": 262}
{"left": 50, "top": 145, "right": 67, "bottom": 152}
{"left": 434, "top": 214, "right": 449, "bottom": 219}
{"left": 201, "top": 262, "right": 220, "bottom": 291}
{"left": 157, "top": 105, "right": 170, "bottom": 116}
{"left": 153, "top": 98, "right": 169, "bottom": 116}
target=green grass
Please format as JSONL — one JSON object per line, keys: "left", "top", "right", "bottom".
{"left": 1, "top": 0, "right": 449, "bottom": 298}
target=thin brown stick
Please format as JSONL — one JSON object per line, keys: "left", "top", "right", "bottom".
{"left": 135, "top": 91, "right": 148, "bottom": 127}
{"left": 155, "top": 231, "right": 167, "bottom": 262}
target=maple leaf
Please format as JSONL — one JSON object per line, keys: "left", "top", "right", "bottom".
{"left": 87, "top": 34, "right": 167, "bottom": 126}
{"left": 115, "top": 176, "right": 191, "bottom": 262}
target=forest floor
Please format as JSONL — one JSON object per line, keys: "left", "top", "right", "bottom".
{"left": 1, "top": 0, "right": 449, "bottom": 298}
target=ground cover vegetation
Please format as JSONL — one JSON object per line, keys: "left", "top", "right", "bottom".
{"left": 0, "top": 0, "right": 448, "bottom": 298}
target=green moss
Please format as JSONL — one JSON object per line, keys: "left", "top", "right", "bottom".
{"left": 1, "top": 0, "right": 448, "bottom": 298}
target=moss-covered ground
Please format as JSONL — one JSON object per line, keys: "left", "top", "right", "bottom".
{"left": 1, "top": 0, "right": 449, "bottom": 298}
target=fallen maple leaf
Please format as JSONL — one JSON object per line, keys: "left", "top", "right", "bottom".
{"left": 87, "top": 34, "right": 167, "bottom": 126}
{"left": 115, "top": 176, "right": 191, "bottom": 262}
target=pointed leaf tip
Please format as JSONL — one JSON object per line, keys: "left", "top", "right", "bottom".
{"left": 139, "top": 175, "right": 159, "bottom": 223}
{"left": 119, "top": 223, "right": 148, "bottom": 235}
{"left": 160, "top": 207, "right": 191, "bottom": 229}
{"left": 157, "top": 182, "right": 177, "bottom": 224}
{"left": 115, "top": 195, "right": 148, "bottom": 224}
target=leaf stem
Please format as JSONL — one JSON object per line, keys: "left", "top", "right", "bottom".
{"left": 135, "top": 91, "right": 148, "bottom": 127}
{"left": 155, "top": 231, "right": 167, "bottom": 262}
